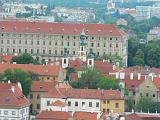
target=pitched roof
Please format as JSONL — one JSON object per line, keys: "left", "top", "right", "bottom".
{"left": 35, "top": 111, "right": 72, "bottom": 120}
{"left": 73, "top": 112, "right": 97, "bottom": 120}
{"left": 43, "top": 88, "right": 123, "bottom": 100}
{"left": 0, "top": 54, "right": 15, "bottom": 63}
{"left": 70, "top": 73, "right": 78, "bottom": 81}
{"left": 50, "top": 100, "right": 66, "bottom": 107}
{"left": 125, "top": 113, "right": 160, "bottom": 120}
{"left": 0, "top": 21, "right": 127, "bottom": 36}
{"left": 0, "top": 63, "right": 61, "bottom": 76}
{"left": 31, "top": 81, "right": 57, "bottom": 92}
{"left": 69, "top": 58, "right": 86, "bottom": 71}
{"left": 0, "top": 82, "right": 30, "bottom": 107}
{"left": 153, "top": 77, "right": 160, "bottom": 88}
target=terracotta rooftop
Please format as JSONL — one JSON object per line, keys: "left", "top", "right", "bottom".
{"left": 43, "top": 88, "right": 123, "bottom": 100}
{"left": 50, "top": 100, "right": 66, "bottom": 107}
{"left": 0, "top": 21, "right": 127, "bottom": 36}
{"left": 0, "top": 82, "right": 30, "bottom": 107}
{"left": 31, "top": 81, "right": 57, "bottom": 92}
{"left": 125, "top": 113, "right": 160, "bottom": 120}
{"left": 0, "top": 54, "right": 15, "bottom": 63}
{"left": 35, "top": 111, "right": 72, "bottom": 120}
{"left": 70, "top": 73, "right": 79, "bottom": 81}
{"left": 73, "top": 112, "right": 97, "bottom": 120}
{"left": 0, "top": 63, "right": 62, "bottom": 76}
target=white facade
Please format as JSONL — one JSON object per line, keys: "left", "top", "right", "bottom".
{"left": 0, "top": 107, "right": 29, "bottom": 120}
{"left": 41, "top": 98, "right": 101, "bottom": 113}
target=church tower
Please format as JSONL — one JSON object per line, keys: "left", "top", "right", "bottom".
{"left": 78, "top": 29, "right": 87, "bottom": 62}
{"left": 87, "top": 49, "right": 94, "bottom": 68}
{"left": 62, "top": 47, "right": 68, "bottom": 69}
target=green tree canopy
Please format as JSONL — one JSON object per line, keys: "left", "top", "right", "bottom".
{"left": 133, "top": 49, "right": 144, "bottom": 66}
{"left": 0, "top": 69, "right": 39, "bottom": 96}
{"left": 70, "top": 68, "right": 120, "bottom": 90}
{"left": 12, "top": 53, "right": 40, "bottom": 64}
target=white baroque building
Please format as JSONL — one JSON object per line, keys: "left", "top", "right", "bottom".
{"left": 0, "top": 21, "right": 128, "bottom": 66}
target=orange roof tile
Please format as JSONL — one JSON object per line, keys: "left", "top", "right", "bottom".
{"left": 50, "top": 100, "right": 66, "bottom": 107}
{"left": 35, "top": 111, "right": 72, "bottom": 120}
{"left": 73, "top": 112, "right": 97, "bottom": 120}
{"left": 0, "top": 63, "right": 62, "bottom": 76}
{"left": 0, "top": 82, "right": 30, "bottom": 107}
{"left": 0, "top": 21, "right": 127, "bottom": 36}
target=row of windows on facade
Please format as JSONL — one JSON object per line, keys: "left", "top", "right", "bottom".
{"left": 0, "top": 117, "right": 28, "bottom": 120}
{"left": 0, "top": 40, "right": 119, "bottom": 48}
{"left": 1, "top": 34, "right": 118, "bottom": 41}
{"left": 0, "top": 48, "right": 118, "bottom": 56}
{"left": 0, "top": 108, "right": 28, "bottom": 116}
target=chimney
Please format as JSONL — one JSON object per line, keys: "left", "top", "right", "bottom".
{"left": 138, "top": 73, "right": 141, "bottom": 80}
{"left": 11, "top": 86, "right": 15, "bottom": 93}
{"left": 18, "top": 82, "right": 22, "bottom": 91}
{"left": 101, "top": 89, "right": 104, "bottom": 95}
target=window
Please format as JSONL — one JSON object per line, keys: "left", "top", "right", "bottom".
{"left": 68, "top": 101, "right": 71, "bottom": 106}
{"left": 31, "top": 49, "right": 33, "bottom": 54}
{"left": 30, "top": 94, "right": 33, "bottom": 99}
{"left": 49, "top": 50, "right": 51, "bottom": 54}
{"left": 75, "top": 102, "right": 78, "bottom": 107}
{"left": 25, "top": 49, "right": 27, "bottom": 53}
{"left": 73, "top": 51, "right": 75, "bottom": 55}
{"left": 61, "top": 36, "right": 64, "bottom": 39}
{"left": 110, "top": 37, "right": 112, "bottom": 40}
{"left": 82, "top": 102, "right": 85, "bottom": 106}
{"left": 13, "top": 49, "right": 15, "bottom": 53}
{"left": 37, "top": 94, "right": 40, "bottom": 99}
{"left": 19, "top": 49, "right": 21, "bottom": 53}
{"left": 115, "top": 103, "right": 119, "bottom": 108}
{"left": 107, "top": 100, "right": 110, "bottom": 104}
{"left": 37, "top": 49, "right": 39, "bottom": 54}
{"left": 73, "top": 36, "right": 76, "bottom": 39}
{"left": 146, "top": 93, "right": 149, "bottom": 97}
{"left": 1, "top": 40, "right": 3, "bottom": 44}
{"left": 96, "top": 102, "right": 99, "bottom": 107}
{"left": 97, "top": 43, "right": 100, "bottom": 47}
{"left": 116, "top": 43, "right": 118, "bottom": 48}
{"left": 47, "top": 101, "right": 50, "bottom": 106}
{"left": 19, "top": 40, "right": 21, "bottom": 44}
{"left": 103, "top": 109, "right": 106, "bottom": 112}
{"left": 92, "top": 37, "right": 94, "bottom": 39}
{"left": 140, "top": 93, "right": 142, "bottom": 96}
{"left": 103, "top": 100, "right": 106, "bottom": 104}
{"left": 12, "top": 111, "right": 16, "bottom": 115}
{"left": 89, "top": 102, "right": 92, "bottom": 107}
{"left": 43, "top": 50, "right": 45, "bottom": 54}
{"left": 7, "top": 48, "right": 9, "bottom": 53}
{"left": 43, "top": 41, "right": 45, "bottom": 45}
{"left": 25, "top": 40, "right": 27, "bottom": 44}
{"left": 110, "top": 43, "right": 112, "bottom": 47}
{"left": 89, "top": 60, "right": 92, "bottom": 65}
{"left": 37, "top": 41, "right": 39, "bottom": 45}
{"left": 67, "top": 36, "right": 70, "bottom": 39}
{"left": 13, "top": 40, "right": 15, "bottom": 44}
{"left": 147, "top": 86, "right": 149, "bottom": 88}
{"left": 55, "top": 50, "right": 57, "bottom": 55}
{"left": 103, "top": 43, "right": 106, "bottom": 47}
{"left": 91, "top": 43, "right": 94, "bottom": 47}
{"left": 31, "top": 41, "right": 33, "bottom": 45}
{"left": 61, "top": 50, "right": 63, "bottom": 55}
{"left": 55, "top": 42, "right": 57, "bottom": 46}
{"left": 64, "top": 59, "right": 66, "bottom": 64}
{"left": 61, "top": 42, "right": 63, "bottom": 46}
{"left": 153, "top": 94, "right": 155, "bottom": 97}
{"left": 4, "top": 111, "right": 8, "bottom": 115}
{"left": 49, "top": 41, "right": 52, "bottom": 45}
{"left": 7, "top": 40, "right": 9, "bottom": 44}
{"left": 1, "top": 48, "right": 3, "bottom": 52}
{"left": 37, "top": 104, "right": 40, "bottom": 109}
{"left": 67, "top": 42, "right": 69, "bottom": 46}
{"left": 73, "top": 42, "right": 76, "bottom": 46}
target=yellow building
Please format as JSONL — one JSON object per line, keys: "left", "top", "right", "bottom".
{"left": 101, "top": 99, "right": 125, "bottom": 114}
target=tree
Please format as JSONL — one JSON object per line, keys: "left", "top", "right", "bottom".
{"left": 133, "top": 49, "right": 144, "bottom": 66}
{"left": 70, "top": 68, "right": 120, "bottom": 90}
{"left": 0, "top": 69, "right": 39, "bottom": 96}
{"left": 136, "top": 97, "right": 160, "bottom": 113}
{"left": 12, "top": 53, "right": 40, "bottom": 64}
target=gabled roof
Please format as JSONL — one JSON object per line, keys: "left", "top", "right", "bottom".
{"left": 35, "top": 111, "right": 72, "bottom": 120}
{"left": 0, "top": 63, "right": 62, "bottom": 76}
{"left": 31, "top": 81, "right": 57, "bottom": 92}
{"left": 0, "top": 21, "right": 127, "bottom": 36}
{"left": 73, "top": 112, "right": 97, "bottom": 120}
{"left": 43, "top": 88, "right": 123, "bottom": 100}
{"left": 0, "top": 82, "right": 30, "bottom": 107}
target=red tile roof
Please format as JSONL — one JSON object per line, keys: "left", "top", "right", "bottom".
{"left": 73, "top": 112, "right": 97, "bottom": 120}
{"left": 69, "top": 58, "right": 86, "bottom": 71}
{"left": 44, "top": 88, "right": 123, "bottom": 100}
{"left": 0, "top": 21, "right": 127, "bottom": 36}
{"left": 31, "top": 81, "right": 57, "bottom": 92}
{"left": 50, "top": 100, "right": 66, "bottom": 107}
{"left": 35, "top": 111, "right": 72, "bottom": 120}
{"left": 153, "top": 77, "right": 160, "bottom": 88}
{"left": 0, "top": 63, "right": 62, "bottom": 77}
{"left": 126, "top": 113, "right": 160, "bottom": 120}
{"left": 0, "top": 54, "right": 15, "bottom": 63}
{"left": 0, "top": 82, "right": 30, "bottom": 107}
